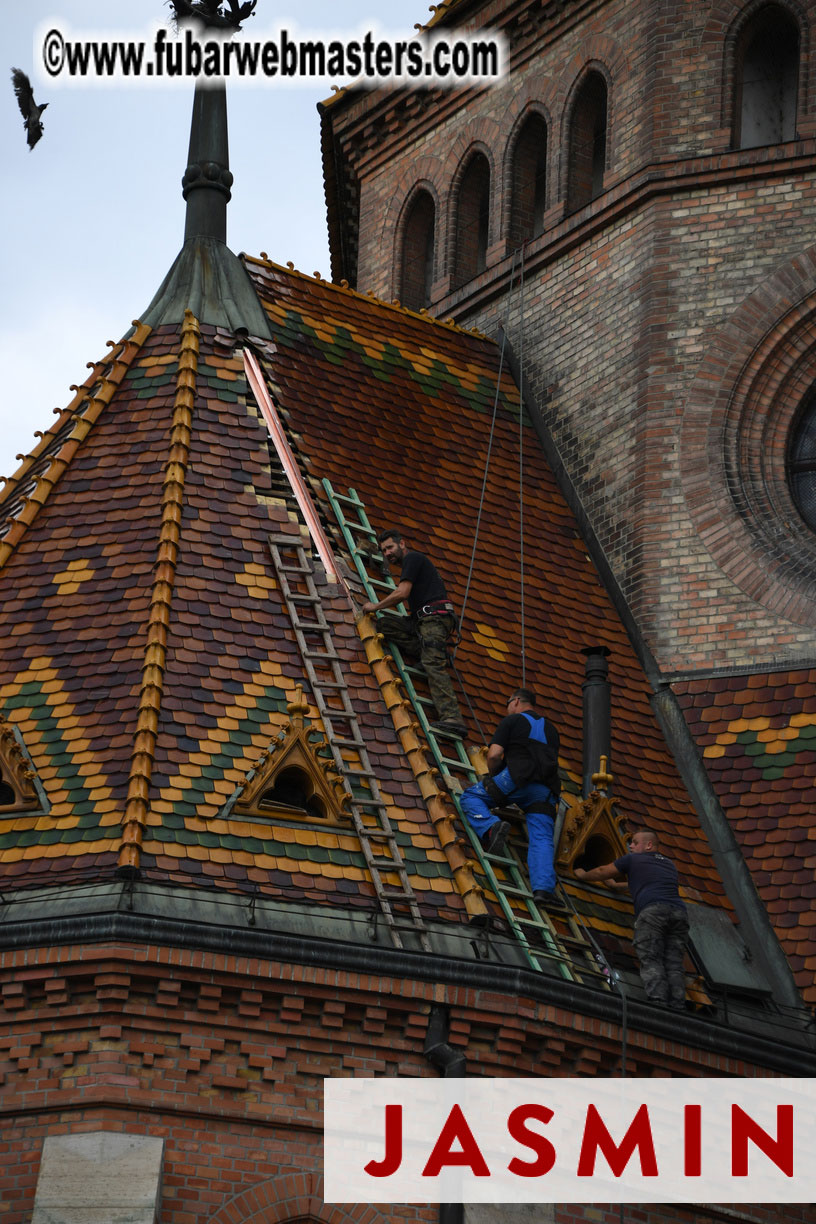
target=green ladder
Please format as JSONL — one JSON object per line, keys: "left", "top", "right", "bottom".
{"left": 322, "top": 480, "right": 605, "bottom": 982}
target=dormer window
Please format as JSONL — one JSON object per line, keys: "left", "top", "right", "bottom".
{"left": 0, "top": 717, "right": 46, "bottom": 816}
{"left": 260, "top": 765, "right": 328, "bottom": 822}
{"left": 574, "top": 833, "right": 617, "bottom": 873}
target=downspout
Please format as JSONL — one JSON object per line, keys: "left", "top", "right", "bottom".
{"left": 424, "top": 1003, "right": 465, "bottom": 1224}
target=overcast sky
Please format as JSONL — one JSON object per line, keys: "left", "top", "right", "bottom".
{"left": 1, "top": 0, "right": 430, "bottom": 481}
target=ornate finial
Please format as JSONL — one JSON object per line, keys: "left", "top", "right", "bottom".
{"left": 286, "top": 684, "right": 310, "bottom": 729}
{"left": 169, "top": 0, "right": 257, "bottom": 31}
{"left": 591, "top": 755, "right": 613, "bottom": 793}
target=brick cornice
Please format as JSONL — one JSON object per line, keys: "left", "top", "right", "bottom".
{"left": 0, "top": 920, "right": 813, "bottom": 1077}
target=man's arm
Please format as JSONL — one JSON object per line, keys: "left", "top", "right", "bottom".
{"left": 574, "top": 862, "right": 627, "bottom": 886}
{"left": 486, "top": 743, "right": 505, "bottom": 775}
{"left": 362, "top": 580, "right": 412, "bottom": 615}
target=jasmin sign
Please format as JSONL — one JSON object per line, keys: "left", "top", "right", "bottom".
{"left": 323, "top": 1078, "right": 813, "bottom": 1203}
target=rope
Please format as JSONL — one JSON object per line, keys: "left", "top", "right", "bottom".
{"left": 518, "top": 242, "right": 527, "bottom": 686}
{"left": 454, "top": 250, "right": 518, "bottom": 652}
{"left": 451, "top": 658, "right": 489, "bottom": 746}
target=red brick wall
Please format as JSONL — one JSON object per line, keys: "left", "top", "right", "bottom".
{"left": 331, "top": 0, "right": 816, "bottom": 673}
{"left": 2, "top": 941, "right": 810, "bottom": 1223}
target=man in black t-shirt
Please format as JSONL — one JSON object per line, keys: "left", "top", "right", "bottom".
{"left": 460, "top": 689, "right": 561, "bottom": 902}
{"left": 574, "top": 829, "right": 688, "bottom": 1009}
{"left": 361, "top": 529, "right": 466, "bottom": 737}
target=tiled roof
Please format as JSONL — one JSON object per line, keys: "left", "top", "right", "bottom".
{"left": 674, "top": 669, "right": 816, "bottom": 1003}
{"left": 244, "top": 258, "right": 726, "bottom": 910}
{"left": 0, "top": 256, "right": 728, "bottom": 974}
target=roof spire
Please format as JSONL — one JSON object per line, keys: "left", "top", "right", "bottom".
{"left": 171, "top": 0, "right": 257, "bottom": 240}
{"left": 182, "top": 82, "right": 232, "bottom": 243}
{"left": 139, "top": 0, "right": 270, "bottom": 338}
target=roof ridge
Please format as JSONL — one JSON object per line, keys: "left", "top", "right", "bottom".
{"left": 0, "top": 324, "right": 152, "bottom": 574}
{"left": 118, "top": 310, "right": 201, "bottom": 875}
{"left": 241, "top": 253, "right": 489, "bottom": 340}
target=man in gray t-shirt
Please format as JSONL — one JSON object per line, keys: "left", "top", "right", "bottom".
{"left": 575, "top": 829, "right": 688, "bottom": 1010}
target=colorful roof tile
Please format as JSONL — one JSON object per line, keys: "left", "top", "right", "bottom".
{"left": 0, "top": 254, "right": 753, "bottom": 989}
{"left": 674, "top": 669, "right": 816, "bottom": 1002}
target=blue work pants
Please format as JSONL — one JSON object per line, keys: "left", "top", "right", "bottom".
{"left": 460, "top": 767, "right": 556, "bottom": 892}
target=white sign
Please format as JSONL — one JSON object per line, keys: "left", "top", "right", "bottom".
{"left": 324, "top": 1078, "right": 813, "bottom": 1203}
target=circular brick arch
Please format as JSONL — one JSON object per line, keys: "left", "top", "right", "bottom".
{"left": 208, "top": 1171, "right": 389, "bottom": 1224}
{"left": 680, "top": 245, "right": 816, "bottom": 626}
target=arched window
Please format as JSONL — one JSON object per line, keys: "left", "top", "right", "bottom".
{"left": 567, "top": 71, "right": 608, "bottom": 213}
{"left": 454, "top": 152, "right": 491, "bottom": 286}
{"left": 400, "top": 190, "right": 435, "bottom": 311}
{"left": 510, "top": 113, "right": 548, "bottom": 248}
{"left": 734, "top": 5, "right": 799, "bottom": 148}
{"left": 261, "top": 766, "right": 327, "bottom": 822}
{"left": 574, "top": 834, "right": 618, "bottom": 873}
{"left": 787, "top": 396, "right": 816, "bottom": 529}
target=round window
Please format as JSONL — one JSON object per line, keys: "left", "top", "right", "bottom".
{"left": 787, "top": 400, "right": 816, "bottom": 531}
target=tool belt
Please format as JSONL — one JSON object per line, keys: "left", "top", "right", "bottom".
{"left": 416, "top": 599, "right": 456, "bottom": 620}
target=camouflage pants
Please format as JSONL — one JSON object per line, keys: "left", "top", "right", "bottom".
{"left": 376, "top": 611, "right": 462, "bottom": 723}
{"left": 633, "top": 903, "right": 689, "bottom": 1008}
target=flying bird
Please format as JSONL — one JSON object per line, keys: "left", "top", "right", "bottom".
{"left": 11, "top": 68, "right": 47, "bottom": 150}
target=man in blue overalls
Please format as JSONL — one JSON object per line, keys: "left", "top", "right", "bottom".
{"left": 460, "top": 688, "right": 561, "bottom": 903}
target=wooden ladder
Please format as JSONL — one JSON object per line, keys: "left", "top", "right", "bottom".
{"left": 268, "top": 530, "right": 432, "bottom": 954}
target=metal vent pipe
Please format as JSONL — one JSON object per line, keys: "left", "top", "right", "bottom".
{"left": 582, "top": 646, "right": 611, "bottom": 797}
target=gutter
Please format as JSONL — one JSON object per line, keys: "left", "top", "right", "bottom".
{"left": 425, "top": 1004, "right": 466, "bottom": 1224}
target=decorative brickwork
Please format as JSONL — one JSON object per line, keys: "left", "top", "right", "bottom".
{"left": 680, "top": 244, "right": 816, "bottom": 628}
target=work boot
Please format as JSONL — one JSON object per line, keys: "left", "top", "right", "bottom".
{"left": 430, "top": 717, "right": 467, "bottom": 739}
{"left": 484, "top": 820, "right": 511, "bottom": 855}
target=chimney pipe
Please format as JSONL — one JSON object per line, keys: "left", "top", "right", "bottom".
{"left": 582, "top": 646, "right": 611, "bottom": 797}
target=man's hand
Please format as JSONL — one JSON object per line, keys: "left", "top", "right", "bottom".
{"left": 361, "top": 600, "right": 378, "bottom": 614}
{"left": 574, "top": 862, "right": 626, "bottom": 886}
